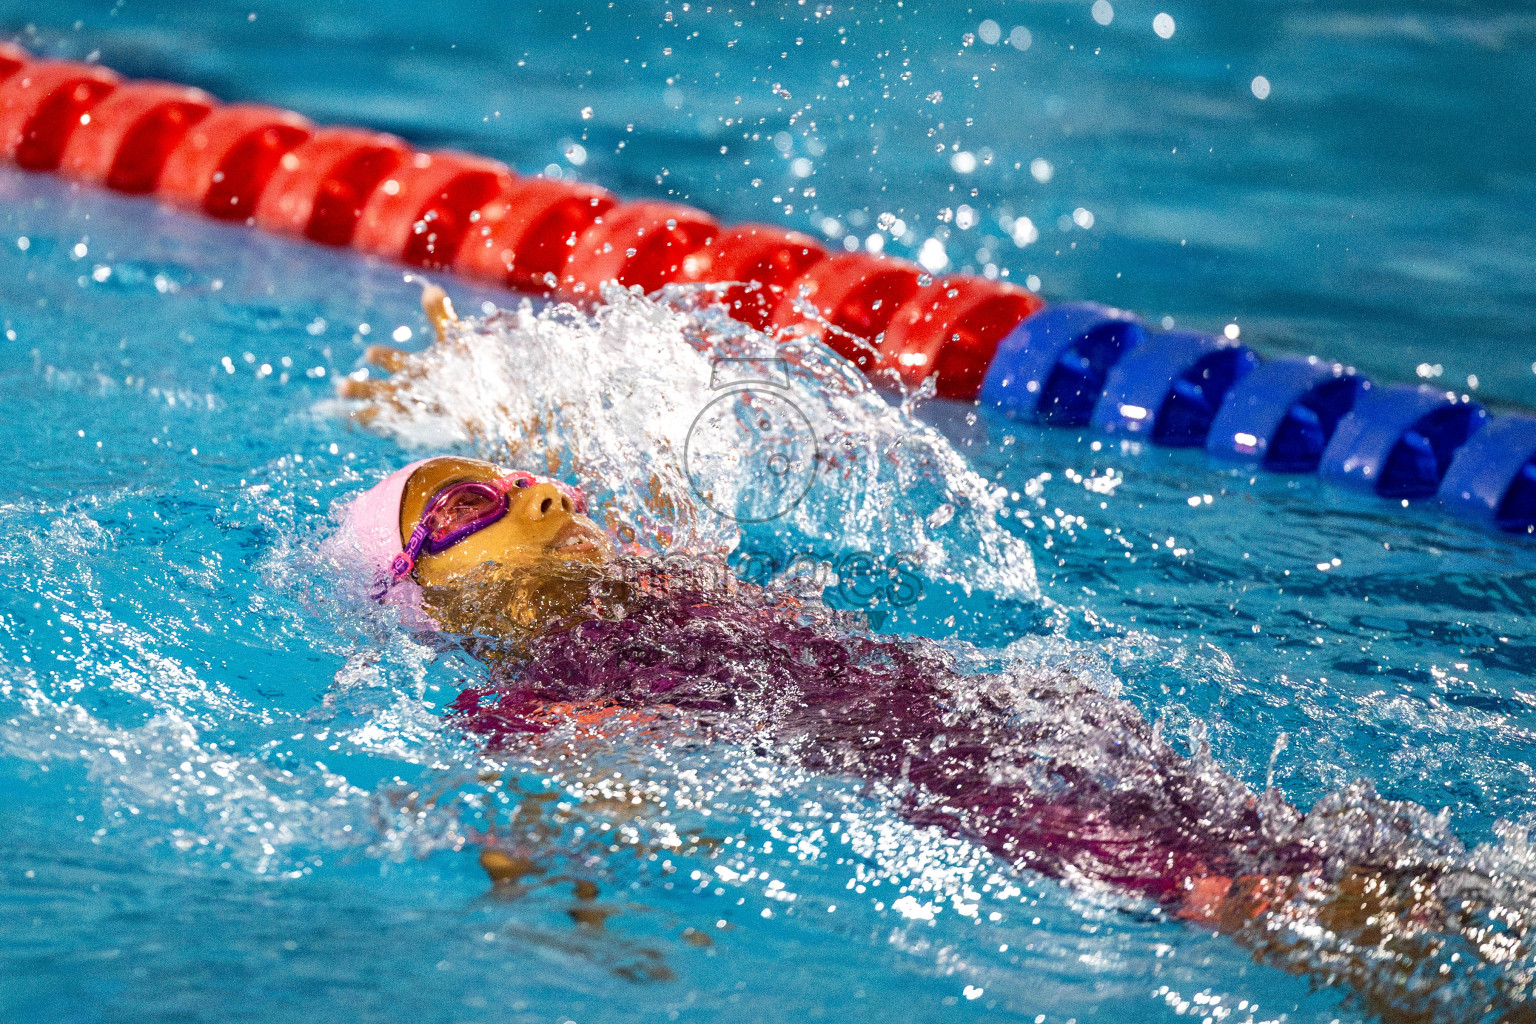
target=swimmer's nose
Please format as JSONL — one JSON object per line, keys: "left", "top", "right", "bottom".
{"left": 515, "top": 481, "right": 573, "bottom": 521}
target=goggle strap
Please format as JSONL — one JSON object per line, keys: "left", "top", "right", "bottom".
{"left": 393, "top": 522, "right": 431, "bottom": 579}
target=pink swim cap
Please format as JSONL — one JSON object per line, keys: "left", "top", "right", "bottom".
{"left": 349, "top": 459, "right": 432, "bottom": 575}
{"left": 327, "top": 458, "right": 437, "bottom": 628}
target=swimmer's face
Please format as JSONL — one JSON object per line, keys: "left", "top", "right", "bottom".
{"left": 399, "top": 457, "right": 611, "bottom": 588}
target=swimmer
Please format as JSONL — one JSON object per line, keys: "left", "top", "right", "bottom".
{"left": 332, "top": 288, "right": 1533, "bottom": 1022}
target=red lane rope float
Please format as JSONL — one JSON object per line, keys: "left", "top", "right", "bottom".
{"left": 0, "top": 50, "right": 1020, "bottom": 401}
{"left": 457, "top": 176, "right": 615, "bottom": 293}
{"left": 679, "top": 224, "right": 827, "bottom": 330}
{"left": 0, "top": 48, "right": 1029, "bottom": 404}
{"left": 157, "top": 103, "right": 312, "bottom": 220}
{"left": 0, "top": 61, "right": 120, "bottom": 171}
{"left": 768, "top": 252, "right": 922, "bottom": 373}
{"left": 254, "top": 127, "right": 408, "bottom": 245}
{"left": 352, "top": 149, "right": 514, "bottom": 270}
{"left": 0, "top": 42, "right": 27, "bottom": 82}
{"left": 59, "top": 81, "right": 213, "bottom": 193}
{"left": 880, "top": 277, "right": 1044, "bottom": 400}
{"left": 562, "top": 200, "right": 718, "bottom": 298}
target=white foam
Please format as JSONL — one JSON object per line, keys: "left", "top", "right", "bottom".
{"left": 357, "top": 285, "right": 1039, "bottom": 602}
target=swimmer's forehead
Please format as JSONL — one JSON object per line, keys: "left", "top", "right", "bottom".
{"left": 411, "top": 456, "right": 510, "bottom": 488}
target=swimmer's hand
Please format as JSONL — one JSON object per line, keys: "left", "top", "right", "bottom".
{"left": 334, "top": 282, "right": 688, "bottom": 520}
{"left": 335, "top": 281, "right": 458, "bottom": 414}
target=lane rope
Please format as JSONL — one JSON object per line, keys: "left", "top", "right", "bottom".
{"left": 2, "top": 44, "right": 1530, "bottom": 534}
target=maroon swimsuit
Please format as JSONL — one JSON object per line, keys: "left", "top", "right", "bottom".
{"left": 449, "top": 572, "right": 1319, "bottom": 905}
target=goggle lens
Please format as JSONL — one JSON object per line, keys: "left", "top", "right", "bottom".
{"left": 424, "top": 483, "right": 505, "bottom": 546}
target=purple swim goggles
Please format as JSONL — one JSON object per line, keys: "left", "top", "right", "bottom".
{"left": 391, "top": 471, "right": 589, "bottom": 579}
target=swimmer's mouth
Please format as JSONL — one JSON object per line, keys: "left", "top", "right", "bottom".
{"left": 549, "top": 520, "right": 606, "bottom": 556}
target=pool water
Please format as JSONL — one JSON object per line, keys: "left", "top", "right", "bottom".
{"left": 3, "top": 3, "right": 1536, "bottom": 1023}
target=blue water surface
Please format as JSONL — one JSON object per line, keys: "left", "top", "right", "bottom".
{"left": 2, "top": 3, "right": 1536, "bottom": 1023}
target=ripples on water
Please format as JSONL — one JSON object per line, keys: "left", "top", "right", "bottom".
{"left": 5, "top": 170, "right": 1534, "bottom": 1017}
{"left": 1, "top": 0, "right": 1535, "bottom": 1012}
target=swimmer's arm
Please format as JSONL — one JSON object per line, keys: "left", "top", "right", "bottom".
{"left": 338, "top": 284, "right": 699, "bottom": 527}
{"left": 337, "top": 282, "right": 554, "bottom": 465}
{"left": 336, "top": 284, "right": 557, "bottom": 467}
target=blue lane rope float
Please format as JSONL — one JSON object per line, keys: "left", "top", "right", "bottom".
{"left": 1319, "top": 384, "right": 1488, "bottom": 499}
{"left": 980, "top": 303, "right": 1147, "bottom": 426}
{"left": 1, "top": 43, "right": 1533, "bottom": 535}
{"left": 1091, "top": 330, "right": 1260, "bottom": 447}
{"left": 986, "top": 305, "right": 1534, "bottom": 535}
{"left": 1205, "top": 356, "right": 1366, "bottom": 472}
{"left": 1439, "top": 417, "right": 1536, "bottom": 533}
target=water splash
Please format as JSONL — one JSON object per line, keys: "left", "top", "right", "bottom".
{"left": 347, "top": 284, "right": 1039, "bottom": 603}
